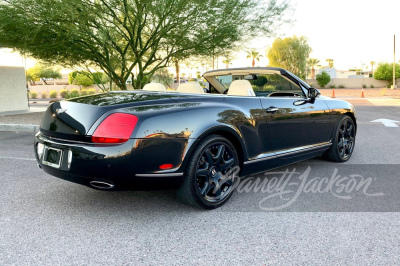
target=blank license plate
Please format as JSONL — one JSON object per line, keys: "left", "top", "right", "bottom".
{"left": 42, "top": 147, "right": 63, "bottom": 168}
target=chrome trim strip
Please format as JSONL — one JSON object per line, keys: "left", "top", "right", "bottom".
{"left": 244, "top": 154, "right": 278, "bottom": 165}
{"left": 243, "top": 142, "right": 332, "bottom": 165}
{"left": 135, "top": 173, "right": 184, "bottom": 177}
{"left": 275, "top": 142, "right": 332, "bottom": 157}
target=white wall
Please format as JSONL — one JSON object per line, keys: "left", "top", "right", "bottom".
{"left": 305, "top": 77, "right": 390, "bottom": 89}
{"left": 0, "top": 66, "right": 28, "bottom": 113}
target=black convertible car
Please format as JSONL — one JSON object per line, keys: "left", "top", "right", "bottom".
{"left": 34, "top": 67, "right": 356, "bottom": 209}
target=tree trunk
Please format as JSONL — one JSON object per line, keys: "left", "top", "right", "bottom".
{"left": 175, "top": 61, "right": 180, "bottom": 84}
{"left": 311, "top": 68, "right": 315, "bottom": 79}
{"left": 252, "top": 59, "right": 255, "bottom": 67}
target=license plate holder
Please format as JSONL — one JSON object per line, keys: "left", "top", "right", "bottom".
{"left": 42, "top": 146, "right": 63, "bottom": 169}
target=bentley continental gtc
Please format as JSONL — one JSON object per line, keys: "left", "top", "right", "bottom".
{"left": 34, "top": 67, "right": 357, "bottom": 209}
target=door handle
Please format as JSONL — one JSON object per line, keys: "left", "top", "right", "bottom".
{"left": 265, "top": 107, "right": 279, "bottom": 113}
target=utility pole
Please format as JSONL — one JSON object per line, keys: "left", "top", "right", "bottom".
{"left": 393, "top": 34, "right": 397, "bottom": 89}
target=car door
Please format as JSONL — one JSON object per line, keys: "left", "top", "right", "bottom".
{"left": 257, "top": 74, "right": 331, "bottom": 156}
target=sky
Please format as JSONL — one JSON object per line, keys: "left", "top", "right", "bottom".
{"left": 1, "top": 0, "right": 400, "bottom": 72}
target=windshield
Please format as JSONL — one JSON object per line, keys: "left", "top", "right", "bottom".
{"left": 214, "top": 73, "right": 305, "bottom": 97}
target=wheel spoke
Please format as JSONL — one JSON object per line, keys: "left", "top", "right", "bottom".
{"left": 215, "top": 145, "right": 225, "bottom": 164}
{"left": 337, "top": 138, "right": 344, "bottom": 149}
{"left": 345, "top": 146, "right": 350, "bottom": 155}
{"left": 343, "top": 120, "right": 348, "bottom": 131}
{"left": 200, "top": 183, "right": 213, "bottom": 197}
{"left": 220, "top": 158, "right": 234, "bottom": 172}
{"left": 347, "top": 124, "right": 353, "bottom": 135}
{"left": 219, "top": 177, "right": 233, "bottom": 188}
{"left": 212, "top": 185, "right": 222, "bottom": 197}
{"left": 197, "top": 168, "right": 209, "bottom": 177}
{"left": 205, "top": 149, "right": 214, "bottom": 166}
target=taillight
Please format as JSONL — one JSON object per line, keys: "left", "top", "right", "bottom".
{"left": 92, "top": 113, "right": 138, "bottom": 144}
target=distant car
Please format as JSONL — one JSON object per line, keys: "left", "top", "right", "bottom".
{"left": 34, "top": 67, "right": 357, "bottom": 209}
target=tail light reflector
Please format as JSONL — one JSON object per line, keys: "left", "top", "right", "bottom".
{"left": 92, "top": 113, "right": 138, "bottom": 144}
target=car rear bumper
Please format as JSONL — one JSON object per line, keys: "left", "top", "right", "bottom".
{"left": 34, "top": 132, "right": 189, "bottom": 190}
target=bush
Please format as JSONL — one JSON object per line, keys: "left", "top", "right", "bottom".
{"left": 329, "top": 84, "right": 336, "bottom": 89}
{"left": 41, "top": 92, "right": 48, "bottom": 99}
{"left": 49, "top": 90, "right": 58, "bottom": 98}
{"left": 250, "top": 75, "right": 268, "bottom": 87}
{"left": 73, "top": 74, "right": 93, "bottom": 88}
{"left": 87, "top": 88, "right": 96, "bottom": 95}
{"left": 316, "top": 71, "right": 331, "bottom": 88}
{"left": 263, "top": 85, "right": 276, "bottom": 91}
{"left": 68, "top": 71, "right": 78, "bottom": 85}
{"left": 362, "top": 84, "right": 367, "bottom": 88}
{"left": 338, "top": 84, "right": 345, "bottom": 88}
{"left": 60, "top": 89, "right": 68, "bottom": 98}
{"left": 370, "top": 84, "right": 375, "bottom": 88}
{"left": 80, "top": 89, "right": 89, "bottom": 96}
{"left": 252, "top": 85, "right": 260, "bottom": 91}
{"left": 66, "top": 89, "right": 80, "bottom": 99}
{"left": 30, "top": 91, "right": 38, "bottom": 99}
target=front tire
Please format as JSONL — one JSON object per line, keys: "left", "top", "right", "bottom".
{"left": 324, "top": 115, "right": 356, "bottom": 162}
{"left": 177, "top": 135, "right": 239, "bottom": 209}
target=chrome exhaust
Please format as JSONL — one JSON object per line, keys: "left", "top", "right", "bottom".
{"left": 89, "top": 180, "right": 115, "bottom": 190}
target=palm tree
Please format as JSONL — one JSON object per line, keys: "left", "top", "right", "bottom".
{"left": 246, "top": 49, "right": 262, "bottom": 67}
{"left": 307, "top": 58, "right": 320, "bottom": 79}
{"left": 370, "top": 61, "right": 375, "bottom": 73}
{"left": 222, "top": 58, "right": 232, "bottom": 69}
{"left": 326, "top": 59, "right": 334, "bottom": 68}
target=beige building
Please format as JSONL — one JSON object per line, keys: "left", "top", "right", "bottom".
{"left": 0, "top": 66, "right": 28, "bottom": 113}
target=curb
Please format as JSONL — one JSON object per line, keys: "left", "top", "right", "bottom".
{"left": 0, "top": 124, "right": 40, "bottom": 133}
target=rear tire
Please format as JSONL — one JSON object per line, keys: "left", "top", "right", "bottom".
{"left": 177, "top": 135, "right": 239, "bottom": 209}
{"left": 324, "top": 115, "right": 356, "bottom": 162}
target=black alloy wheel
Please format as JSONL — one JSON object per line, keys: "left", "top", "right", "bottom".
{"left": 177, "top": 135, "right": 239, "bottom": 209}
{"left": 324, "top": 115, "right": 356, "bottom": 162}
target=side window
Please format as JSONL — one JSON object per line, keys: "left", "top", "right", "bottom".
{"left": 252, "top": 74, "right": 305, "bottom": 97}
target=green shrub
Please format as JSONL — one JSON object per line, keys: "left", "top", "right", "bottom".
{"left": 370, "top": 84, "right": 375, "bottom": 88}
{"left": 250, "top": 75, "right": 268, "bottom": 87}
{"left": 252, "top": 85, "right": 260, "bottom": 91}
{"left": 30, "top": 91, "right": 38, "bottom": 99}
{"left": 41, "top": 92, "right": 48, "bottom": 99}
{"left": 263, "top": 85, "right": 276, "bottom": 91}
{"left": 316, "top": 71, "right": 331, "bottom": 88}
{"left": 68, "top": 71, "right": 78, "bottom": 85}
{"left": 362, "top": 84, "right": 367, "bottom": 88}
{"left": 49, "top": 90, "right": 58, "bottom": 98}
{"left": 73, "top": 74, "right": 93, "bottom": 88}
{"left": 60, "top": 89, "right": 68, "bottom": 98}
{"left": 80, "top": 89, "right": 88, "bottom": 96}
{"left": 338, "top": 84, "right": 345, "bottom": 88}
{"left": 87, "top": 88, "right": 96, "bottom": 95}
{"left": 66, "top": 89, "right": 80, "bottom": 99}
{"left": 329, "top": 84, "right": 336, "bottom": 89}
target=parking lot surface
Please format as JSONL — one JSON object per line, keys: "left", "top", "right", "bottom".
{"left": 1, "top": 104, "right": 400, "bottom": 265}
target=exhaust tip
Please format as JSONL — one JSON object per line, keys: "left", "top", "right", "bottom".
{"left": 90, "top": 180, "right": 115, "bottom": 190}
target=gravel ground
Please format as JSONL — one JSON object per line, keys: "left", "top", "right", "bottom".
{"left": 0, "top": 112, "right": 45, "bottom": 125}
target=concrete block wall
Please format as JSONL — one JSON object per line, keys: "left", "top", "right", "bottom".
{"left": 0, "top": 66, "right": 28, "bottom": 113}
{"left": 305, "top": 77, "right": 390, "bottom": 89}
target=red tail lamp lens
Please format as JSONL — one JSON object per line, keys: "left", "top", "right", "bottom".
{"left": 92, "top": 113, "right": 138, "bottom": 144}
{"left": 159, "top": 164, "right": 174, "bottom": 170}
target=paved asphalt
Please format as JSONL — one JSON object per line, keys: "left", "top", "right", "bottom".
{"left": 1, "top": 104, "right": 400, "bottom": 265}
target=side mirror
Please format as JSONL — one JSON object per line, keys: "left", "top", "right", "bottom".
{"left": 307, "top": 88, "right": 321, "bottom": 103}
